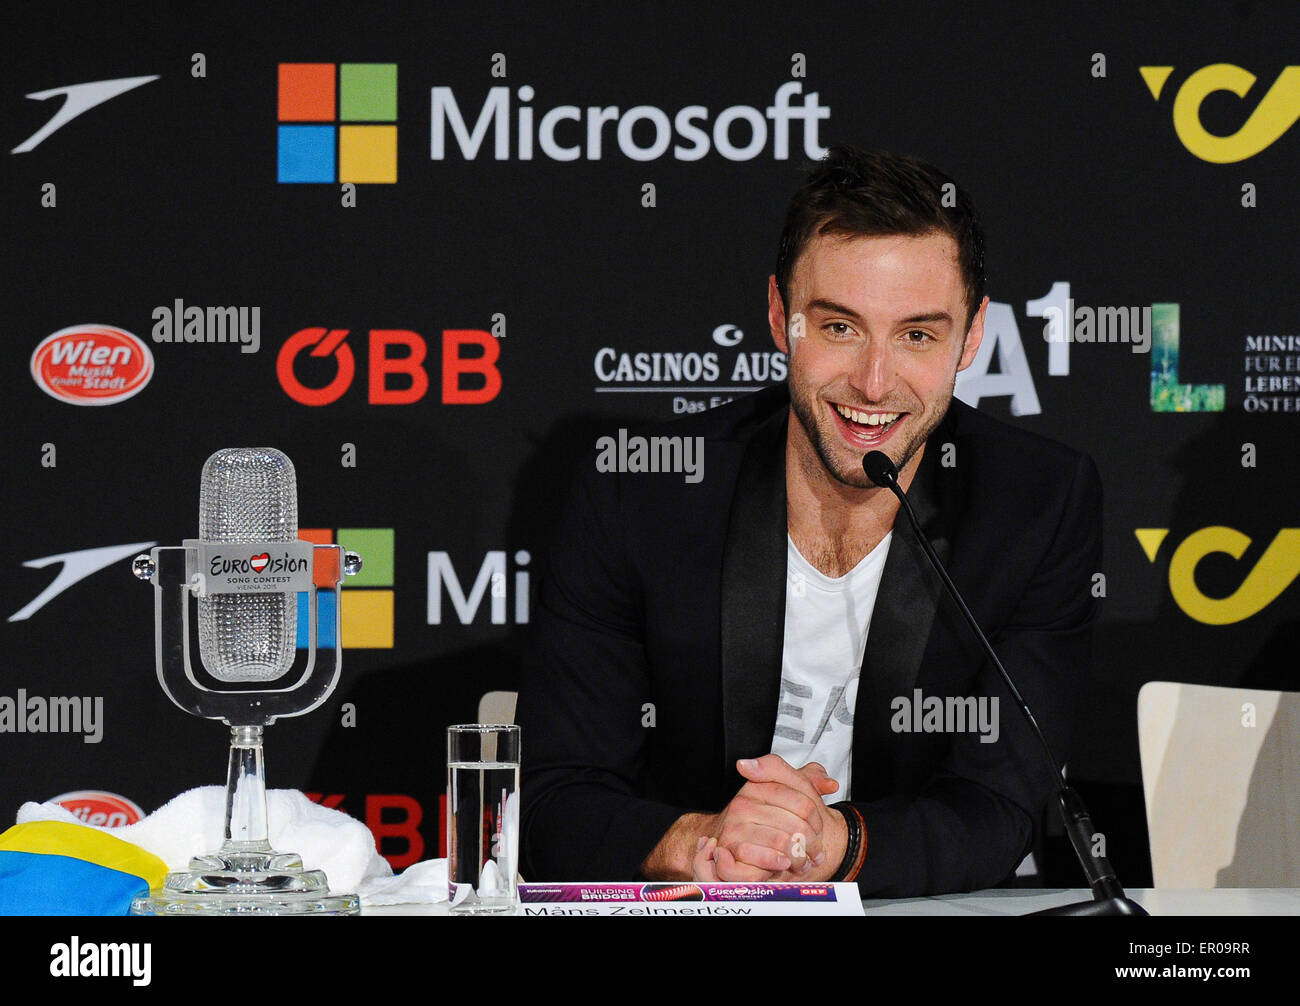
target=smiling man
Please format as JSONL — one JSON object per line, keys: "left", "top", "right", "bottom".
{"left": 518, "top": 147, "right": 1102, "bottom": 895}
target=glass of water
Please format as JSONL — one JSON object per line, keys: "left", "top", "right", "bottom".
{"left": 446, "top": 724, "right": 520, "bottom": 914}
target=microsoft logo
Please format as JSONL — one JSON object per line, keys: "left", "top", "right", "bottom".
{"left": 298, "top": 527, "right": 394, "bottom": 648}
{"left": 277, "top": 63, "right": 397, "bottom": 183}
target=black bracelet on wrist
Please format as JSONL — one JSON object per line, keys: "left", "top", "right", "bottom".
{"left": 829, "top": 802, "right": 862, "bottom": 882}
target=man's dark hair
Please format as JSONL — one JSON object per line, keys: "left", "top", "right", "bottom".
{"left": 775, "top": 146, "right": 986, "bottom": 330}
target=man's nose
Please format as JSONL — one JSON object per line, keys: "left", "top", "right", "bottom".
{"left": 848, "top": 337, "right": 896, "bottom": 403}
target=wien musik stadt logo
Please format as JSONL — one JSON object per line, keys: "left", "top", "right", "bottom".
{"left": 278, "top": 63, "right": 397, "bottom": 183}
{"left": 30, "top": 325, "right": 154, "bottom": 406}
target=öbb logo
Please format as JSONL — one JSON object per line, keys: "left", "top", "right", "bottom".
{"left": 30, "top": 325, "right": 154, "bottom": 406}
{"left": 51, "top": 790, "right": 144, "bottom": 827}
{"left": 277, "top": 327, "right": 501, "bottom": 406}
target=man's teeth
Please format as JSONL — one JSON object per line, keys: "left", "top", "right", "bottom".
{"left": 835, "top": 404, "right": 901, "bottom": 427}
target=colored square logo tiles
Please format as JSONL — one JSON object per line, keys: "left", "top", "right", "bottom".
{"left": 339, "top": 125, "right": 397, "bottom": 183}
{"left": 341, "top": 590, "right": 395, "bottom": 649}
{"left": 339, "top": 63, "right": 397, "bottom": 120}
{"left": 278, "top": 63, "right": 335, "bottom": 121}
{"left": 277, "top": 125, "right": 335, "bottom": 183}
{"left": 336, "top": 527, "right": 393, "bottom": 587}
{"left": 277, "top": 62, "right": 396, "bottom": 183}
{"left": 297, "top": 527, "right": 395, "bottom": 648}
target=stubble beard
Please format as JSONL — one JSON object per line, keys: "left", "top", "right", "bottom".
{"left": 786, "top": 375, "right": 954, "bottom": 490}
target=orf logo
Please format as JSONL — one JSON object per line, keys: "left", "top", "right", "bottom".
{"left": 1136, "top": 526, "right": 1300, "bottom": 624}
{"left": 277, "top": 327, "right": 501, "bottom": 405}
{"left": 31, "top": 325, "right": 154, "bottom": 405}
{"left": 1141, "top": 63, "right": 1300, "bottom": 163}
{"left": 51, "top": 790, "right": 144, "bottom": 828}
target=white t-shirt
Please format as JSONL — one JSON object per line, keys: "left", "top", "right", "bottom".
{"left": 770, "top": 531, "right": 893, "bottom": 802}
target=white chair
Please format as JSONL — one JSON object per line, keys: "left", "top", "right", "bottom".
{"left": 1138, "top": 681, "right": 1300, "bottom": 887}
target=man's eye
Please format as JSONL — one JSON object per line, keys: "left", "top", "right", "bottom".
{"left": 904, "top": 329, "right": 933, "bottom": 344}
{"left": 826, "top": 322, "right": 854, "bottom": 337}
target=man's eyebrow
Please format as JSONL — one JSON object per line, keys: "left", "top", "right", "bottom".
{"left": 899, "top": 311, "right": 953, "bottom": 326}
{"left": 805, "top": 299, "right": 954, "bottom": 327}
{"left": 806, "top": 298, "right": 865, "bottom": 321}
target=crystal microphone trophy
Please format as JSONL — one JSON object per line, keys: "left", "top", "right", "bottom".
{"left": 129, "top": 447, "right": 362, "bottom": 915}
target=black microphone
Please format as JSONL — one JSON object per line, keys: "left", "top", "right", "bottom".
{"left": 862, "top": 451, "right": 898, "bottom": 491}
{"left": 863, "top": 450, "right": 1145, "bottom": 917}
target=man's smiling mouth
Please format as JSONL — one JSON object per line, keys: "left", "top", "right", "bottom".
{"left": 829, "top": 401, "right": 907, "bottom": 446}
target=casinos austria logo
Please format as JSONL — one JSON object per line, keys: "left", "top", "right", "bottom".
{"left": 31, "top": 324, "right": 153, "bottom": 405}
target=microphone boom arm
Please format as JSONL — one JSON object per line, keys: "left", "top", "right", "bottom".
{"left": 865, "top": 451, "right": 1145, "bottom": 916}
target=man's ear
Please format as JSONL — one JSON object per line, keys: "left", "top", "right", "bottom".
{"left": 957, "top": 296, "right": 990, "bottom": 372}
{"left": 768, "top": 275, "right": 790, "bottom": 355}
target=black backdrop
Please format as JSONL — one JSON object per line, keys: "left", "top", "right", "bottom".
{"left": 3, "top": 1, "right": 1298, "bottom": 884}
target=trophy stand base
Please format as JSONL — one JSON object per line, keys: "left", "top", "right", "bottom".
{"left": 129, "top": 849, "right": 360, "bottom": 916}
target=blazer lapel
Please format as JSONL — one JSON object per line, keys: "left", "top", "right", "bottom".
{"left": 851, "top": 415, "right": 960, "bottom": 798}
{"left": 719, "top": 405, "right": 789, "bottom": 777}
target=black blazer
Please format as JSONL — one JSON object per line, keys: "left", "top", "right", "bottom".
{"left": 517, "top": 384, "right": 1102, "bottom": 896}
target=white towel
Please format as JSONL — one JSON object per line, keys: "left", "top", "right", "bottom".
{"left": 17, "top": 786, "right": 392, "bottom": 895}
{"left": 358, "top": 858, "right": 449, "bottom": 905}
{"left": 15, "top": 787, "right": 460, "bottom": 905}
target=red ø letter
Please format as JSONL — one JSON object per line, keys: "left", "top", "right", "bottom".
{"left": 277, "top": 328, "right": 355, "bottom": 406}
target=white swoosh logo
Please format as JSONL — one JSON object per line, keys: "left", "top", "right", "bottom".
{"left": 12, "top": 75, "right": 159, "bottom": 154}
{"left": 9, "top": 541, "right": 156, "bottom": 620}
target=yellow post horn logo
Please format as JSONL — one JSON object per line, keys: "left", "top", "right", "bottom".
{"left": 1141, "top": 63, "right": 1300, "bottom": 163}
{"left": 1137, "top": 526, "right": 1300, "bottom": 624}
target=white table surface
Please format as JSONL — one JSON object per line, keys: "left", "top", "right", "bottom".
{"left": 366, "top": 888, "right": 1300, "bottom": 916}
{"left": 859, "top": 887, "right": 1300, "bottom": 916}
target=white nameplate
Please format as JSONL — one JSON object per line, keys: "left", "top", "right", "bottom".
{"left": 182, "top": 539, "right": 317, "bottom": 594}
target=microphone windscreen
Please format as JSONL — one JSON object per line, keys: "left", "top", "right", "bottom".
{"left": 862, "top": 450, "right": 898, "bottom": 489}
{"left": 197, "top": 448, "right": 299, "bottom": 682}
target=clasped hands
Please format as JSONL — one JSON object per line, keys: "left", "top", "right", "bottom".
{"left": 693, "top": 754, "right": 848, "bottom": 883}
